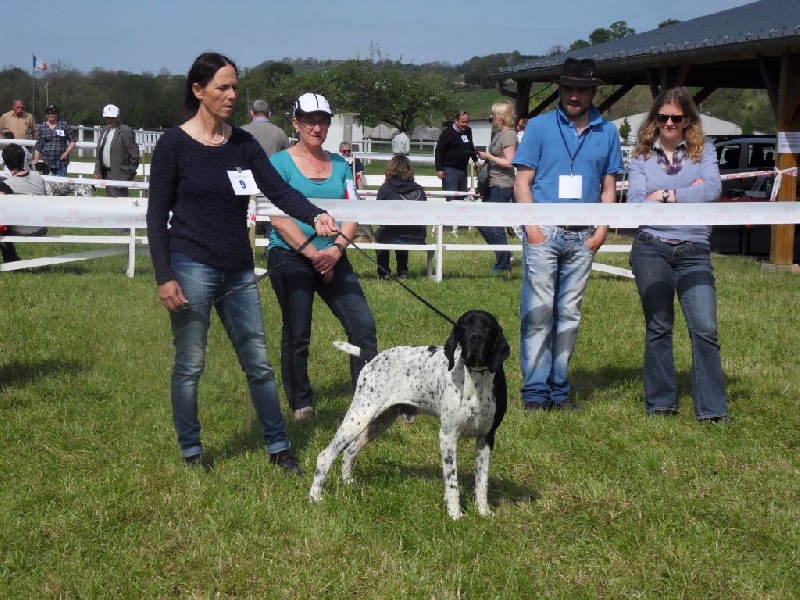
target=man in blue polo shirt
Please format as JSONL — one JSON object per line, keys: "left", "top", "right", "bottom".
{"left": 513, "top": 57, "right": 623, "bottom": 411}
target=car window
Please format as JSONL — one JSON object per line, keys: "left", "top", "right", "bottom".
{"left": 717, "top": 144, "right": 741, "bottom": 170}
{"left": 748, "top": 143, "right": 775, "bottom": 169}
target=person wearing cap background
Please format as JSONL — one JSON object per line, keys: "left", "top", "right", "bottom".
{"left": 0, "top": 99, "right": 37, "bottom": 142}
{"left": 513, "top": 57, "right": 624, "bottom": 412}
{"left": 267, "top": 92, "right": 377, "bottom": 427}
{"left": 93, "top": 104, "right": 140, "bottom": 197}
{"left": 34, "top": 104, "right": 76, "bottom": 177}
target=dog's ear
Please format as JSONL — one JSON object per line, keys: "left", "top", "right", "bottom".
{"left": 488, "top": 325, "right": 511, "bottom": 374}
{"left": 443, "top": 317, "right": 463, "bottom": 371}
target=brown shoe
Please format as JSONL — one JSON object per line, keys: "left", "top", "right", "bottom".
{"left": 294, "top": 406, "right": 314, "bottom": 426}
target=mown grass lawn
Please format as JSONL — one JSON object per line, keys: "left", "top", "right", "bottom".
{"left": 1, "top": 233, "right": 798, "bottom": 598}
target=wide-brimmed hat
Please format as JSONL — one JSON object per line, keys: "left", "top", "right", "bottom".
{"left": 294, "top": 93, "right": 333, "bottom": 116}
{"left": 553, "top": 58, "right": 604, "bottom": 87}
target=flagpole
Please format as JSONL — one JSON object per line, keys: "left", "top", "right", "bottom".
{"left": 31, "top": 53, "right": 36, "bottom": 119}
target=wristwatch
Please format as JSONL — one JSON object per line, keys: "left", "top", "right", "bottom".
{"left": 661, "top": 189, "right": 670, "bottom": 203}
{"left": 332, "top": 242, "right": 346, "bottom": 256}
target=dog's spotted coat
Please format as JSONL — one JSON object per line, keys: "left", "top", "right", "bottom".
{"left": 309, "top": 310, "right": 509, "bottom": 519}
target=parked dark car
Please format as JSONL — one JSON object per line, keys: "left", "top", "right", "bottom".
{"left": 709, "top": 135, "right": 799, "bottom": 261}
{"left": 711, "top": 135, "right": 776, "bottom": 198}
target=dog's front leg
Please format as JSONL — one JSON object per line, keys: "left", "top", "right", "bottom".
{"left": 439, "top": 427, "right": 463, "bottom": 519}
{"left": 474, "top": 436, "right": 493, "bottom": 516}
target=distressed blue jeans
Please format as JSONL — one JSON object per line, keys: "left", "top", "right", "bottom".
{"left": 629, "top": 232, "right": 729, "bottom": 419}
{"left": 169, "top": 252, "right": 289, "bottom": 458}
{"left": 520, "top": 226, "right": 595, "bottom": 407}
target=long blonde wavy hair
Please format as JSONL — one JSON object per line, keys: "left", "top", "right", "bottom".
{"left": 633, "top": 88, "right": 705, "bottom": 162}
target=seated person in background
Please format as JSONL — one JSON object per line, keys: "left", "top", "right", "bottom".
{"left": 0, "top": 181, "right": 22, "bottom": 263}
{"left": 1, "top": 129, "right": 32, "bottom": 172}
{"left": 374, "top": 154, "right": 427, "bottom": 279}
{"left": 0, "top": 144, "right": 48, "bottom": 262}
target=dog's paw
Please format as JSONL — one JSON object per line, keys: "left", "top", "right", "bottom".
{"left": 448, "top": 510, "right": 465, "bottom": 520}
{"left": 477, "top": 504, "right": 494, "bottom": 517}
{"left": 308, "top": 488, "right": 323, "bottom": 503}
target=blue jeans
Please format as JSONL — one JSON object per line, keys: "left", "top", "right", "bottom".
{"left": 442, "top": 166, "right": 467, "bottom": 201}
{"left": 476, "top": 186, "right": 512, "bottom": 270}
{"left": 520, "top": 226, "right": 595, "bottom": 407}
{"left": 629, "top": 233, "right": 729, "bottom": 419}
{"left": 268, "top": 247, "right": 377, "bottom": 411}
{"left": 52, "top": 165, "right": 68, "bottom": 177}
{"left": 169, "top": 252, "right": 289, "bottom": 458}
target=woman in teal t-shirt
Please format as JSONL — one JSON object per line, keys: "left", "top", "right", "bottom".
{"left": 266, "top": 93, "right": 377, "bottom": 427}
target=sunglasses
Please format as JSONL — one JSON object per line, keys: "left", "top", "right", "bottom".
{"left": 656, "top": 114, "right": 687, "bottom": 124}
{"left": 340, "top": 149, "right": 351, "bottom": 155}
{"left": 299, "top": 117, "right": 330, "bottom": 128}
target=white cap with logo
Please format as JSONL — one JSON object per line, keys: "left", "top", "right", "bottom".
{"left": 102, "top": 104, "right": 120, "bottom": 118}
{"left": 293, "top": 93, "right": 333, "bottom": 116}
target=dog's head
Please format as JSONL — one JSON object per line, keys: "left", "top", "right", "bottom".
{"left": 443, "top": 310, "right": 510, "bottom": 373}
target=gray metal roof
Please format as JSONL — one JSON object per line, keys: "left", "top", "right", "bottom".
{"left": 499, "top": 0, "right": 800, "bottom": 88}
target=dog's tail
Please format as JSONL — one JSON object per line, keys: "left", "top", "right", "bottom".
{"left": 332, "top": 340, "right": 378, "bottom": 362}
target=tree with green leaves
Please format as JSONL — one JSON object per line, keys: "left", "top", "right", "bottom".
{"left": 325, "top": 58, "right": 455, "bottom": 131}
{"left": 569, "top": 20, "right": 635, "bottom": 51}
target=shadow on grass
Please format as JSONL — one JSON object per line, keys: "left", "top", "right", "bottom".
{"left": 569, "top": 365, "right": 743, "bottom": 407}
{"left": 340, "top": 457, "right": 539, "bottom": 512}
{"left": 0, "top": 359, "right": 87, "bottom": 397}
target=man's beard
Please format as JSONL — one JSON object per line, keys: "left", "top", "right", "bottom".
{"left": 560, "top": 102, "right": 589, "bottom": 119}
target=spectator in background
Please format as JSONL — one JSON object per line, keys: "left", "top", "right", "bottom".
{"left": 391, "top": 127, "right": 411, "bottom": 155}
{"left": 0, "top": 100, "right": 37, "bottom": 141}
{"left": 241, "top": 99, "right": 288, "bottom": 157}
{"left": 268, "top": 93, "right": 377, "bottom": 427}
{"left": 517, "top": 116, "right": 528, "bottom": 144}
{"left": 0, "top": 181, "right": 22, "bottom": 264}
{"left": 1, "top": 143, "right": 48, "bottom": 264}
{"left": 1, "top": 129, "right": 32, "bottom": 172}
{"left": 435, "top": 110, "right": 479, "bottom": 201}
{"left": 374, "top": 154, "right": 427, "bottom": 279}
{"left": 34, "top": 105, "right": 76, "bottom": 177}
{"left": 513, "top": 58, "right": 623, "bottom": 412}
{"left": 340, "top": 141, "right": 372, "bottom": 242}
{"left": 93, "top": 104, "right": 140, "bottom": 197}
{"left": 339, "top": 141, "right": 364, "bottom": 189}
{"left": 627, "top": 88, "right": 731, "bottom": 423}
{"left": 476, "top": 101, "right": 518, "bottom": 274}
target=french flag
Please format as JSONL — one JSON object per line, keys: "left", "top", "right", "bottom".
{"left": 33, "top": 54, "right": 48, "bottom": 71}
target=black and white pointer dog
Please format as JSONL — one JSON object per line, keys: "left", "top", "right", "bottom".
{"left": 309, "top": 310, "right": 510, "bottom": 519}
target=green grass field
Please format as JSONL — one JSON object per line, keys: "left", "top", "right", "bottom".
{"left": 1, "top": 234, "right": 798, "bottom": 598}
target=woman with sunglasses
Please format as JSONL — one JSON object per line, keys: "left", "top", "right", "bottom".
{"left": 627, "top": 88, "right": 731, "bottom": 423}
{"left": 267, "top": 93, "right": 377, "bottom": 427}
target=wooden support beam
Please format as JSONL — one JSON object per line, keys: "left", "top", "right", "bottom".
{"left": 597, "top": 83, "right": 635, "bottom": 114}
{"left": 528, "top": 89, "right": 559, "bottom": 118}
{"left": 770, "top": 53, "right": 800, "bottom": 266}
{"left": 692, "top": 87, "right": 718, "bottom": 106}
{"left": 757, "top": 56, "right": 780, "bottom": 115}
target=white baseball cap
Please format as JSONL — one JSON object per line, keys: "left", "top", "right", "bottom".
{"left": 102, "top": 104, "right": 120, "bottom": 118}
{"left": 293, "top": 93, "right": 333, "bottom": 116}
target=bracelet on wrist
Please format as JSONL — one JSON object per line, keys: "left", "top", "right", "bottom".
{"left": 313, "top": 212, "right": 327, "bottom": 225}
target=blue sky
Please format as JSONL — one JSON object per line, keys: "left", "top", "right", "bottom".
{"left": 4, "top": 0, "right": 754, "bottom": 75}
